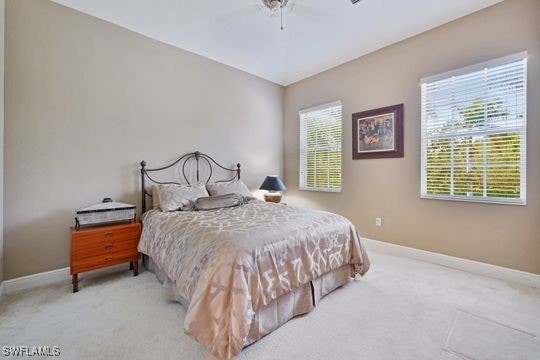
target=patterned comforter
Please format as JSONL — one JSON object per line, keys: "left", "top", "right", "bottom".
{"left": 138, "top": 200, "right": 370, "bottom": 359}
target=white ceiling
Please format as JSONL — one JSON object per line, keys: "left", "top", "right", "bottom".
{"left": 51, "top": 0, "right": 503, "bottom": 86}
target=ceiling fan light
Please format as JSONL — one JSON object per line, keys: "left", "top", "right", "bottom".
{"left": 262, "top": 0, "right": 289, "bottom": 29}
{"left": 263, "top": 0, "right": 288, "bottom": 11}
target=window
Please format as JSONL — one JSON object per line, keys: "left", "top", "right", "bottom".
{"left": 421, "top": 52, "right": 527, "bottom": 205}
{"left": 299, "top": 101, "right": 342, "bottom": 192}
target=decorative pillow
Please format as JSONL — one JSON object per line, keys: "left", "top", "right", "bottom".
{"left": 152, "top": 186, "right": 160, "bottom": 209}
{"left": 206, "top": 180, "right": 252, "bottom": 198}
{"left": 156, "top": 183, "right": 209, "bottom": 212}
{"left": 194, "top": 193, "right": 244, "bottom": 211}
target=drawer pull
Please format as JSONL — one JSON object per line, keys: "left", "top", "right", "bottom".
{"left": 104, "top": 257, "right": 113, "bottom": 262}
{"left": 104, "top": 243, "right": 113, "bottom": 249}
{"left": 104, "top": 232, "right": 113, "bottom": 237}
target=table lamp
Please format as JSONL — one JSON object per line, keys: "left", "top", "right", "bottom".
{"left": 259, "top": 175, "right": 286, "bottom": 203}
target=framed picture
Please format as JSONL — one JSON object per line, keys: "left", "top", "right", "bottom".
{"left": 352, "top": 104, "right": 404, "bottom": 159}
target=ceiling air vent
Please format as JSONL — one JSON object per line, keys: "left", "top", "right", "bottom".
{"left": 351, "top": 0, "right": 363, "bottom": 4}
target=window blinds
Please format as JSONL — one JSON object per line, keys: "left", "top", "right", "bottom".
{"left": 299, "top": 101, "right": 342, "bottom": 192}
{"left": 421, "top": 52, "right": 527, "bottom": 205}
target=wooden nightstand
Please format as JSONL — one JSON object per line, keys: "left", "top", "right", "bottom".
{"left": 70, "top": 221, "right": 141, "bottom": 292}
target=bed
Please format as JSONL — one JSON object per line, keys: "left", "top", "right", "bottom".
{"left": 138, "top": 151, "right": 370, "bottom": 359}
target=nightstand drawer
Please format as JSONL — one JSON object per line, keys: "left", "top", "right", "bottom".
{"left": 72, "top": 224, "right": 140, "bottom": 247}
{"left": 71, "top": 251, "right": 139, "bottom": 274}
{"left": 72, "top": 237, "right": 139, "bottom": 260}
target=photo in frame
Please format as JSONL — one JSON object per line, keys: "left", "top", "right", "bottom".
{"left": 352, "top": 104, "right": 404, "bottom": 159}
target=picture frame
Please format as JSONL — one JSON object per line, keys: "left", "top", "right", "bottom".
{"left": 352, "top": 103, "right": 404, "bottom": 159}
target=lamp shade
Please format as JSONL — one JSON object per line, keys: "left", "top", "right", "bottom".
{"left": 259, "top": 176, "right": 286, "bottom": 191}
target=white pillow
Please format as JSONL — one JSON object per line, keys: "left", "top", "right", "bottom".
{"left": 206, "top": 180, "right": 252, "bottom": 198}
{"left": 156, "top": 183, "right": 209, "bottom": 212}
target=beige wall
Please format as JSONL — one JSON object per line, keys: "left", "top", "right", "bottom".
{"left": 284, "top": 0, "right": 540, "bottom": 274}
{"left": 4, "top": 0, "right": 284, "bottom": 279}
{"left": 0, "top": 0, "right": 4, "bottom": 283}
{"left": 5, "top": 0, "right": 539, "bottom": 279}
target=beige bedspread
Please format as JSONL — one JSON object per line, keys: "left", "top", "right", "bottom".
{"left": 139, "top": 201, "right": 370, "bottom": 359}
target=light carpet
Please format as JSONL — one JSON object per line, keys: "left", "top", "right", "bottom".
{"left": 1, "top": 252, "right": 539, "bottom": 360}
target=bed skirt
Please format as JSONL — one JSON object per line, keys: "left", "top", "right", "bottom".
{"left": 143, "top": 255, "right": 351, "bottom": 347}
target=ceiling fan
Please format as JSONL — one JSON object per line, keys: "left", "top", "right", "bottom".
{"left": 262, "top": 0, "right": 289, "bottom": 30}
{"left": 220, "top": 0, "right": 363, "bottom": 30}
{"left": 219, "top": 0, "right": 320, "bottom": 31}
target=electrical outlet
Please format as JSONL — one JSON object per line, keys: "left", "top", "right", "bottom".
{"left": 375, "top": 217, "right": 382, "bottom": 227}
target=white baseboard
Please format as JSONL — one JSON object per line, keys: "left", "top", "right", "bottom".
{"left": 3, "top": 241, "right": 539, "bottom": 295}
{"left": 362, "top": 238, "right": 540, "bottom": 289}
{"left": 2, "top": 262, "right": 140, "bottom": 295}
{"left": 4, "top": 267, "right": 70, "bottom": 295}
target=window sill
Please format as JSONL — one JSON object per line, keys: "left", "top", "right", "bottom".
{"left": 421, "top": 194, "right": 526, "bottom": 206}
{"left": 300, "top": 187, "right": 342, "bottom": 193}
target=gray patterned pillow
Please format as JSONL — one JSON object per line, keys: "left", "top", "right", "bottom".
{"left": 156, "top": 183, "right": 209, "bottom": 212}
{"left": 206, "top": 180, "right": 252, "bottom": 197}
{"left": 194, "top": 193, "right": 244, "bottom": 211}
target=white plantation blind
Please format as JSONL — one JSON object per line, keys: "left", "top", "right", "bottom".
{"left": 300, "top": 101, "right": 342, "bottom": 192}
{"left": 421, "top": 52, "right": 527, "bottom": 205}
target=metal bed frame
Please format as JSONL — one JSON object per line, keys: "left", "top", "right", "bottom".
{"left": 140, "top": 151, "right": 241, "bottom": 212}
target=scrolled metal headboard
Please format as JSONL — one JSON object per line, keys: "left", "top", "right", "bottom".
{"left": 140, "top": 151, "right": 241, "bottom": 212}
